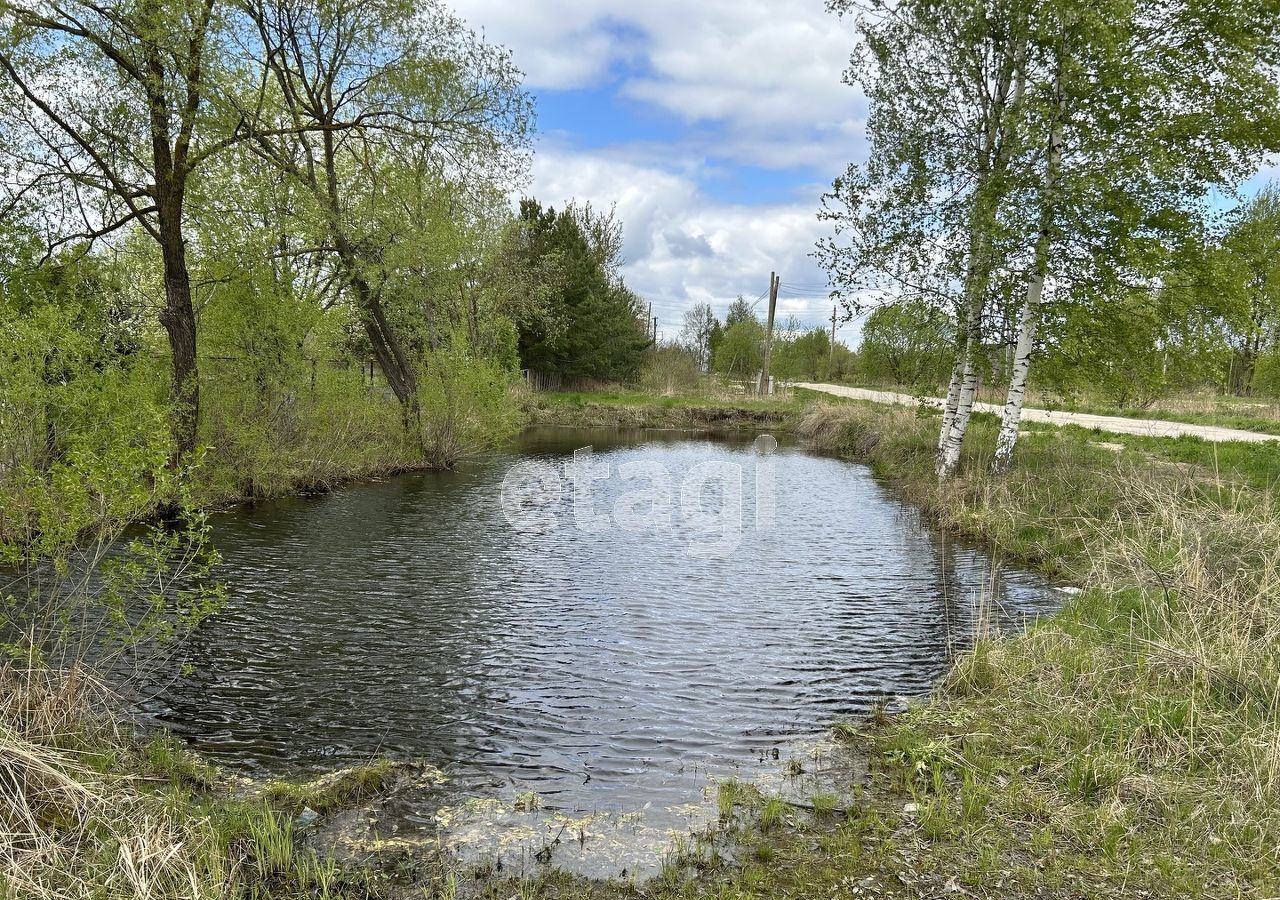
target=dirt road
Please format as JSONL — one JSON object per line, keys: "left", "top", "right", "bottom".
{"left": 792, "top": 383, "right": 1280, "bottom": 444}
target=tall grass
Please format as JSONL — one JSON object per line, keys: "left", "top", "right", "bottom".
{"left": 0, "top": 665, "right": 375, "bottom": 900}
{"left": 0, "top": 666, "right": 229, "bottom": 900}
{"left": 798, "top": 400, "right": 1280, "bottom": 893}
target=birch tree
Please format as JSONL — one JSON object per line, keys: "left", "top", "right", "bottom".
{"left": 820, "top": 0, "right": 1036, "bottom": 477}
{"left": 680, "top": 303, "right": 717, "bottom": 371}
{"left": 991, "top": 0, "right": 1280, "bottom": 472}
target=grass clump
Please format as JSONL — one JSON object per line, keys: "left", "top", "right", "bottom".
{"left": 0, "top": 665, "right": 230, "bottom": 900}
{"left": 0, "top": 664, "right": 393, "bottom": 900}
{"left": 260, "top": 760, "right": 396, "bottom": 817}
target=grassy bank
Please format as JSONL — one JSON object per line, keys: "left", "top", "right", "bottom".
{"left": 784, "top": 402, "right": 1280, "bottom": 896}
{"left": 0, "top": 664, "right": 425, "bottom": 900}
{"left": 485, "top": 394, "right": 1280, "bottom": 899}
{"left": 521, "top": 387, "right": 804, "bottom": 431}
{"left": 10, "top": 389, "right": 1280, "bottom": 899}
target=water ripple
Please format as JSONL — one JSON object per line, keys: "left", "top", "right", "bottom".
{"left": 154, "top": 427, "right": 1058, "bottom": 820}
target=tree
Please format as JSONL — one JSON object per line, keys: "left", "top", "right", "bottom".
{"left": 991, "top": 0, "right": 1280, "bottom": 472}
{"left": 857, "top": 299, "right": 953, "bottom": 387}
{"left": 680, "top": 303, "right": 718, "bottom": 371}
{"left": 1038, "top": 273, "right": 1226, "bottom": 408}
{"left": 0, "top": 0, "right": 236, "bottom": 458}
{"left": 713, "top": 317, "right": 764, "bottom": 379}
{"left": 822, "top": 0, "right": 1280, "bottom": 476}
{"left": 1219, "top": 186, "right": 1280, "bottom": 395}
{"left": 766, "top": 317, "right": 833, "bottom": 383}
{"left": 820, "top": 0, "right": 1036, "bottom": 478}
{"left": 508, "top": 199, "right": 649, "bottom": 382}
{"left": 725, "top": 295, "right": 757, "bottom": 328}
{"left": 238, "top": 0, "right": 532, "bottom": 421}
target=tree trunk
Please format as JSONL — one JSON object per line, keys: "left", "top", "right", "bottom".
{"left": 992, "top": 82, "right": 1065, "bottom": 475}
{"left": 320, "top": 129, "right": 419, "bottom": 425}
{"left": 937, "top": 326, "right": 978, "bottom": 478}
{"left": 150, "top": 108, "right": 200, "bottom": 461}
{"left": 157, "top": 216, "right": 200, "bottom": 460}
{"left": 990, "top": 251, "right": 1046, "bottom": 473}
{"left": 937, "top": 208, "right": 990, "bottom": 478}
{"left": 350, "top": 269, "right": 418, "bottom": 417}
{"left": 936, "top": 28, "right": 1028, "bottom": 479}
{"left": 938, "top": 357, "right": 964, "bottom": 456}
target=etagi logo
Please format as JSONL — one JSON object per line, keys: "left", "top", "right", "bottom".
{"left": 500, "top": 435, "right": 779, "bottom": 559}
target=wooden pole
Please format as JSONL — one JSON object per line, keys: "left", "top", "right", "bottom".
{"left": 759, "top": 272, "right": 779, "bottom": 395}
{"left": 830, "top": 305, "right": 837, "bottom": 371}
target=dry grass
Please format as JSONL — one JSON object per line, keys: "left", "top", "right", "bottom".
{"left": 793, "top": 399, "right": 1280, "bottom": 895}
{"left": 0, "top": 666, "right": 232, "bottom": 900}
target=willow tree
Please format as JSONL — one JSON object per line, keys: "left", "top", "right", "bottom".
{"left": 0, "top": 0, "right": 239, "bottom": 458}
{"left": 236, "top": 0, "right": 532, "bottom": 424}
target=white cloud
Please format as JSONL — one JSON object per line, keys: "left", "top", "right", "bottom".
{"left": 451, "top": 0, "right": 866, "bottom": 172}
{"left": 448, "top": 0, "right": 866, "bottom": 341}
{"left": 529, "top": 144, "right": 842, "bottom": 337}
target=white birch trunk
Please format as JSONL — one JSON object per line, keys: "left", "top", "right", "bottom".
{"left": 992, "top": 82, "right": 1065, "bottom": 474}
{"left": 936, "top": 33, "right": 1028, "bottom": 479}
{"left": 937, "top": 339, "right": 978, "bottom": 478}
{"left": 991, "top": 257, "right": 1046, "bottom": 472}
{"left": 937, "top": 358, "right": 965, "bottom": 457}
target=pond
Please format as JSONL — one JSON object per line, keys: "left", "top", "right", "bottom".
{"left": 151, "top": 427, "right": 1058, "bottom": 875}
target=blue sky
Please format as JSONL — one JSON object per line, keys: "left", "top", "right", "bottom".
{"left": 449, "top": 0, "right": 866, "bottom": 340}
{"left": 449, "top": 1, "right": 1276, "bottom": 344}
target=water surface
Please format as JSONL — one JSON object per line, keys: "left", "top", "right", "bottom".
{"left": 154, "top": 428, "right": 1056, "bottom": 870}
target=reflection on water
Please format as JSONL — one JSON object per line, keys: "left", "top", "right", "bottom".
{"left": 152, "top": 427, "right": 1058, "bottom": 874}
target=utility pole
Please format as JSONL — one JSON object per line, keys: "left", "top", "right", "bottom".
{"left": 652, "top": 315, "right": 658, "bottom": 345}
{"left": 830, "top": 305, "right": 837, "bottom": 372}
{"left": 758, "top": 272, "right": 780, "bottom": 395}
{"left": 647, "top": 302, "right": 653, "bottom": 343}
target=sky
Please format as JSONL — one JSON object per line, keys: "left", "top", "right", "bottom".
{"left": 448, "top": 0, "right": 867, "bottom": 343}
{"left": 447, "top": 1, "right": 1278, "bottom": 347}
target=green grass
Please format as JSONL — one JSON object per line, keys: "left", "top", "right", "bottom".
{"left": 259, "top": 760, "right": 396, "bottom": 816}
{"left": 472, "top": 396, "right": 1280, "bottom": 900}
{"left": 13, "top": 387, "right": 1280, "bottom": 899}
{"left": 522, "top": 384, "right": 806, "bottom": 430}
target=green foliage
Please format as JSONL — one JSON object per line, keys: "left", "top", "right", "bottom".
{"left": 1253, "top": 351, "right": 1280, "bottom": 398}
{"left": 1217, "top": 186, "right": 1280, "bottom": 395}
{"left": 1039, "top": 276, "right": 1226, "bottom": 408}
{"left": 260, "top": 761, "right": 396, "bottom": 817}
{"left": 856, "top": 299, "right": 953, "bottom": 387}
{"left": 508, "top": 199, "right": 651, "bottom": 382}
{"left": 713, "top": 317, "right": 765, "bottom": 378}
{"left": 0, "top": 256, "right": 225, "bottom": 672}
{"left": 417, "top": 336, "right": 520, "bottom": 468}
{"left": 772, "top": 326, "right": 832, "bottom": 382}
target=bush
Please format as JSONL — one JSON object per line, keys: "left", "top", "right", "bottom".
{"left": 417, "top": 338, "right": 520, "bottom": 468}
{"left": 1252, "top": 351, "right": 1280, "bottom": 398}
{"left": 640, "top": 344, "right": 702, "bottom": 395}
